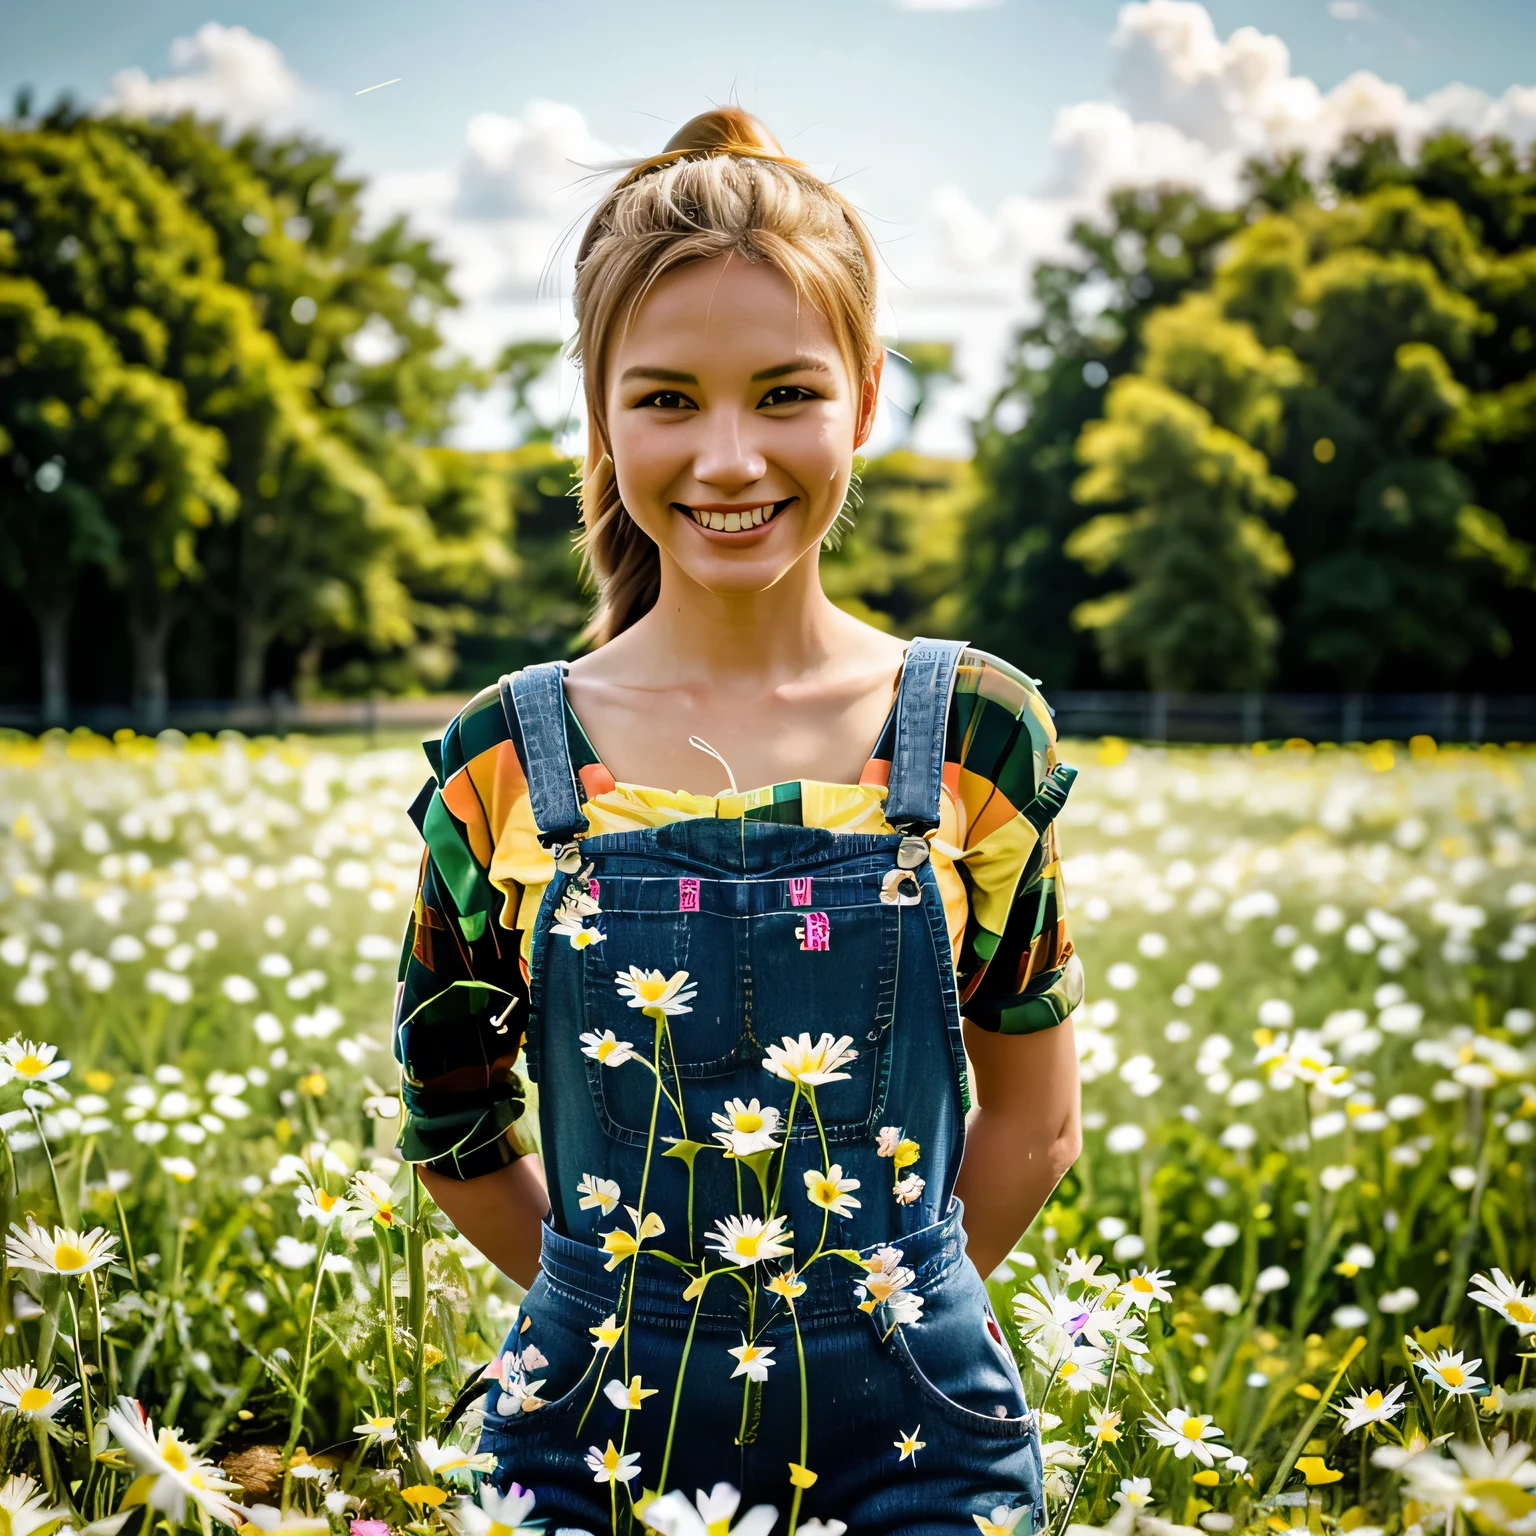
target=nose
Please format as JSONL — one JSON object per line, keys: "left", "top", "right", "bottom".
{"left": 692, "top": 405, "right": 766, "bottom": 492}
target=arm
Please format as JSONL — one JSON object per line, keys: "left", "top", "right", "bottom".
{"left": 953, "top": 1016, "right": 1081, "bottom": 1279}
{"left": 421, "top": 1156, "right": 549, "bottom": 1290}
{"left": 393, "top": 738, "right": 549, "bottom": 1286}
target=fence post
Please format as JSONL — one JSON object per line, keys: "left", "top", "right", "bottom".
{"left": 1242, "top": 692, "right": 1262, "bottom": 744}
{"left": 1147, "top": 691, "right": 1168, "bottom": 744}
{"left": 1469, "top": 694, "right": 1486, "bottom": 746}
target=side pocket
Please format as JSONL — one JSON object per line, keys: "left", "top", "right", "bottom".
{"left": 477, "top": 1275, "right": 605, "bottom": 1437}
{"left": 871, "top": 1263, "right": 1036, "bottom": 1438}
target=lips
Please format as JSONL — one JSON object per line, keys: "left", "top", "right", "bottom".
{"left": 675, "top": 498, "right": 793, "bottom": 533}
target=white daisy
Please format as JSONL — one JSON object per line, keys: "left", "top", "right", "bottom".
{"left": 580, "top": 1029, "right": 638, "bottom": 1068}
{"left": 6, "top": 1218, "right": 118, "bottom": 1277}
{"left": 973, "top": 1507, "right": 1029, "bottom": 1535}
{"left": 1143, "top": 1405, "right": 1230, "bottom": 1466}
{"left": 762, "top": 1031, "right": 858, "bottom": 1085}
{"left": 0, "top": 1474, "right": 67, "bottom": 1536}
{"left": 585, "top": 1439, "right": 642, "bottom": 1485}
{"left": 711, "top": 1097, "right": 783, "bottom": 1156}
{"left": 641, "top": 1482, "right": 779, "bottom": 1536}
{"left": 0, "top": 1038, "right": 70, "bottom": 1086}
{"left": 614, "top": 967, "right": 696, "bottom": 1017}
{"left": 726, "top": 1337, "right": 776, "bottom": 1382}
{"left": 1413, "top": 1347, "right": 1485, "bottom": 1396}
{"left": 552, "top": 914, "right": 605, "bottom": 950}
{"left": 1469, "top": 1269, "right": 1536, "bottom": 1334}
{"left": 804, "top": 1164, "right": 862, "bottom": 1217}
{"left": 706, "top": 1213, "right": 794, "bottom": 1269}
{"left": 576, "top": 1173, "right": 622, "bottom": 1215}
{"left": 1335, "top": 1383, "right": 1409, "bottom": 1433}
{"left": 105, "top": 1397, "right": 245, "bottom": 1525}
{"left": 0, "top": 1366, "right": 78, "bottom": 1421}
{"left": 603, "top": 1374, "right": 659, "bottom": 1412}
{"left": 453, "top": 1480, "right": 541, "bottom": 1536}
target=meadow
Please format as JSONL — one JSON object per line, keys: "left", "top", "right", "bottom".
{"left": 0, "top": 727, "right": 1532, "bottom": 1536}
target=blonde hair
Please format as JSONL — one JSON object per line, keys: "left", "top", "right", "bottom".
{"left": 572, "top": 107, "right": 882, "bottom": 645}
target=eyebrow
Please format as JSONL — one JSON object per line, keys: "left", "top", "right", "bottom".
{"left": 619, "top": 357, "right": 834, "bottom": 384}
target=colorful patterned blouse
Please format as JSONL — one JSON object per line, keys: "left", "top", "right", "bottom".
{"left": 393, "top": 647, "right": 1083, "bottom": 1179}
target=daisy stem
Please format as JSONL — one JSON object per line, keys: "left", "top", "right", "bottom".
{"left": 28, "top": 1106, "right": 71, "bottom": 1224}
{"left": 1055, "top": 1438, "right": 1098, "bottom": 1536}
{"left": 284, "top": 1224, "right": 330, "bottom": 1457}
{"left": 609, "top": 1476, "right": 617, "bottom": 1536}
{"left": 623, "top": 1013, "right": 666, "bottom": 1385}
{"left": 659, "top": 1275, "right": 709, "bottom": 1492}
{"left": 407, "top": 1169, "right": 428, "bottom": 1439}
{"left": 787, "top": 1297, "right": 808, "bottom": 1536}
{"left": 111, "top": 1183, "right": 140, "bottom": 1291}
{"left": 807, "top": 1088, "right": 829, "bottom": 1173}
{"left": 375, "top": 1227, "right": 399, "bottom": 1410}
{"left": 1266, "top": 1335, "right": 1365, "bottom": 1496}
{"left": 66, "top": 1285, "right": 96, "bottom": 1472}
{"left": 768, "top": 1084, "right": 802, "bottom": 1219}
{"left": 32, "top": 1421, "right": 64, "bottom": 1503}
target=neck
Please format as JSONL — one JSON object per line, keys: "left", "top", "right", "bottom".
{"left": 627, "top": 545, "right": 852, "bottom": 683}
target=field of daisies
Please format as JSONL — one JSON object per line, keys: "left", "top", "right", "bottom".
{"left": 0, "top": 726, "right": 1532, "bottom": 1536}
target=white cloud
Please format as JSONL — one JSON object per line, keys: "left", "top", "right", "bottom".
{"left": 888, "top": 0, "right": 1536, "bottom": 451}
{"left": 99, "top": 23, "right": 308, "bottom": 129}
{"left": 1328, "top": 1, "right": 1375, "bottom": 20}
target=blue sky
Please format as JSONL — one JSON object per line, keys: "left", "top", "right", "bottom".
{"left": 6, "top": 1, "right": 1535, "bottom": 451}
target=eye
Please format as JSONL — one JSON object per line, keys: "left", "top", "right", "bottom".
{"left": 636, "top": 389, "right": 697, "bottom": 411}
{"left": 758, "top": 384, "right": 820, "bottom": 408}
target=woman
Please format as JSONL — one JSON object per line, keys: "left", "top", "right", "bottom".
{"left": 394, "top": 107, "right": 1083, "bottom": 1536}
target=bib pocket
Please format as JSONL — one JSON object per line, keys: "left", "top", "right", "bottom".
{"left": 749, "top": 880, "right": 900, "bottom": 1144}
{"left": 579, "top": 898, "right": 741, "bottom": 1147}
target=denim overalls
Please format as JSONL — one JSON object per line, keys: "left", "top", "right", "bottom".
{"left": 479, "top": 640, "right": 1045, "bottom": 1536}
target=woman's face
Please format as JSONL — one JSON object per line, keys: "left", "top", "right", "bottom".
{"left": 602, "top": 254, "right": 880, "bottom": 598}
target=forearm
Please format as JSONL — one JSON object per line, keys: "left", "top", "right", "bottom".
{"left": 953, "top": 1016, "right": 1082, "bottom": 1279}
{"left": 954, "top": 1103, "right": 1080, "bottom": 1278}
{"left": 420, "top": 1155, "right": 551, "bottom": 1290}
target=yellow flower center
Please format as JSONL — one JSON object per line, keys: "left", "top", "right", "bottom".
{"left": 1441, "top": 1366, "right": 1464, "bottom": 1387}
{"left": 734, "top": 1234, "right": 762, "bottom": 1258}
{"left": 1182, "top": 1419, "right": 1207, "bottom": 1440}
{"left": 1364, "top": 1391, "right": 1383, "bottom": 1408}
{"left": 316, "top": 1189, "right": 338, "bottom": 1212}
{"left": 603, "top": 1445, "right": 622, "bottom": 1472}
{"left": 597, "top": 1039, "right": 620, "bottom": 1061}
{"left": 811, "top": 1178, "right": 838, "bottom": 1203}
{"left": 161, "top": 1437, "right": 191, "bottom": 1472}
{"left": 735, "top": 1111, "right": 764, "bottom": 1133}
{"left": 1130, "top": 1275, "right": 1153, "bottom": 1293}
{"left": 19, "top": 1386, "right": 52, "bottom": 1413}
{"left": 574, "top": 930, "right": 596, "bottom": 948}
{"left": 1060, "top": 1362, "right": 1078, "bottom": 1378}
{"left": 637, "top": 977, "right": 668, "bottom": 1002}
{"left": 53, "top": 1242, "right": 88, "bottom": 1272}
{"left": 741, "top": 1345, "right": 762, "bottom": 1362}
{"left": 15, "top": 1055, "right": 47, "bottom": 1078}
{"left": 1508, "top": 1301, "right": 1536, "bottom": 1324}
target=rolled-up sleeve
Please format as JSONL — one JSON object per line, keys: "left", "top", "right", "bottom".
{"left": 393, "top": 702, "right": 537, "bottom": 1179}
{"left": 949, "top": 651, "right": 1085, "bottom": 1036}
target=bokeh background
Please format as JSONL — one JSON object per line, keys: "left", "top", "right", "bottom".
{"left": 0, "top": 5, "right": 1534, "bottom": 1535}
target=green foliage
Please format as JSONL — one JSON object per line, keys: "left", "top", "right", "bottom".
{"left": 821, "top": 450, "right": 972, "bottom": 637}
{"left": 970, "top": 133, "right": 1536, "bottom": 692}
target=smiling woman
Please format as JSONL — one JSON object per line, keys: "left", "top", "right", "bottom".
{"left": 395, "top": 107, "right": 1081, "bottom": 1535}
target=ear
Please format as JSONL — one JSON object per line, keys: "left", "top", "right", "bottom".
{"left": 852, "top": 350, "right": 885, "bottom": 453}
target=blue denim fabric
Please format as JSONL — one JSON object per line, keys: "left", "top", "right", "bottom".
{"left": 480, "top": 640, "right": 1044, "bottom": 1534}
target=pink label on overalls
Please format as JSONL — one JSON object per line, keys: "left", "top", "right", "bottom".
{"left": 678, "top": 878, "right": 700, "bottom": 911}
{"left": 799, "top": 911, "right": 830, "bottom": 951}
{"left": 788, "top": 876, "right": 813, "bottom": 906}
{"left": 587, "top": 879, "right": 600, "bottom": 902}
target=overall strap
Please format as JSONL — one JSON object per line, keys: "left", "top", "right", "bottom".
{"left": 884, "top": 637, "right": 968, "bottom": 834}
{"left": 500, "top": 663, "right": 587, "bottom": 848}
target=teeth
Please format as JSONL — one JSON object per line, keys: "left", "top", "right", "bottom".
{"left": 687, "top": 500, "right": 786, "bottom": 531}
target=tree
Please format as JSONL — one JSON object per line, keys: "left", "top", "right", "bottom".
{"left": 1070, "top": 375, "right": 1294, "bottom": 688}
{"left": 495, "top": 339, "right": 567, "bottom": 445}
{"left": 963, "top": 187, "right": 1245, "bottom": 688}
{"left": 0, "top": 277, "right": 235, "bottom": 721}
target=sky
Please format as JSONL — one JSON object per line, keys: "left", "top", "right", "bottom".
{"left": 6, "top": 0, "right": 1536, "bottom": 454}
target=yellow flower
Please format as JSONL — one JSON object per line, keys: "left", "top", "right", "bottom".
{"left": 1295, "top": 1383, "right": 1322, "bottom": 1400}
{"left": 804, "top": 1164, "right": 862, "bottom": 1217}
{"left": 788, "top": 1463, "right": 818, "bottom": 1488}
{"left": 84, "top": 1069, "right": 115, "bottom": 1093}
{"left": 401, "top": 1486, "right": 448, "bottom": 1509}
{"left": 895, "top": 1426, "right": 925, "bottom": 1462}
{"left": 1089, "top": 1408, "right": 1121, "bottom": 1444}
{"left": 600, "top": 1206, "right": 665, "bottom": 1271}
{"left": 892, "top": 1139, "right": 921, "bottom": 1173}
{"left": 602, "top": 1374, "right": 658, "bottom": 1412}
{"left": 767, "top": 1269, "right": 807, "bottom": 1301}
{"left": 1296, "top": 1457, "right": 1343, "bottom": 1485}
{"left": 589, "top": 1314, "right": 624, "bottom": 1349}
{"left": 1193, "top": 1470, "right": 1220, "bottom": 1487}
{"left": 298, "top": 1072, "right": 327, "bottom": 1098}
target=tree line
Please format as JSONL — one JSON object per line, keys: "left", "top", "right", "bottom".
{"left": 2, "top": 100, "right": 1532, "bottom": 720}
{"left": 965, "top": 133, "right": 1536, "bottom": 694}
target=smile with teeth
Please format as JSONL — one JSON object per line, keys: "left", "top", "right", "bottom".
{"left": 679, "top": 498, "right": 793, "bottom": 532}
